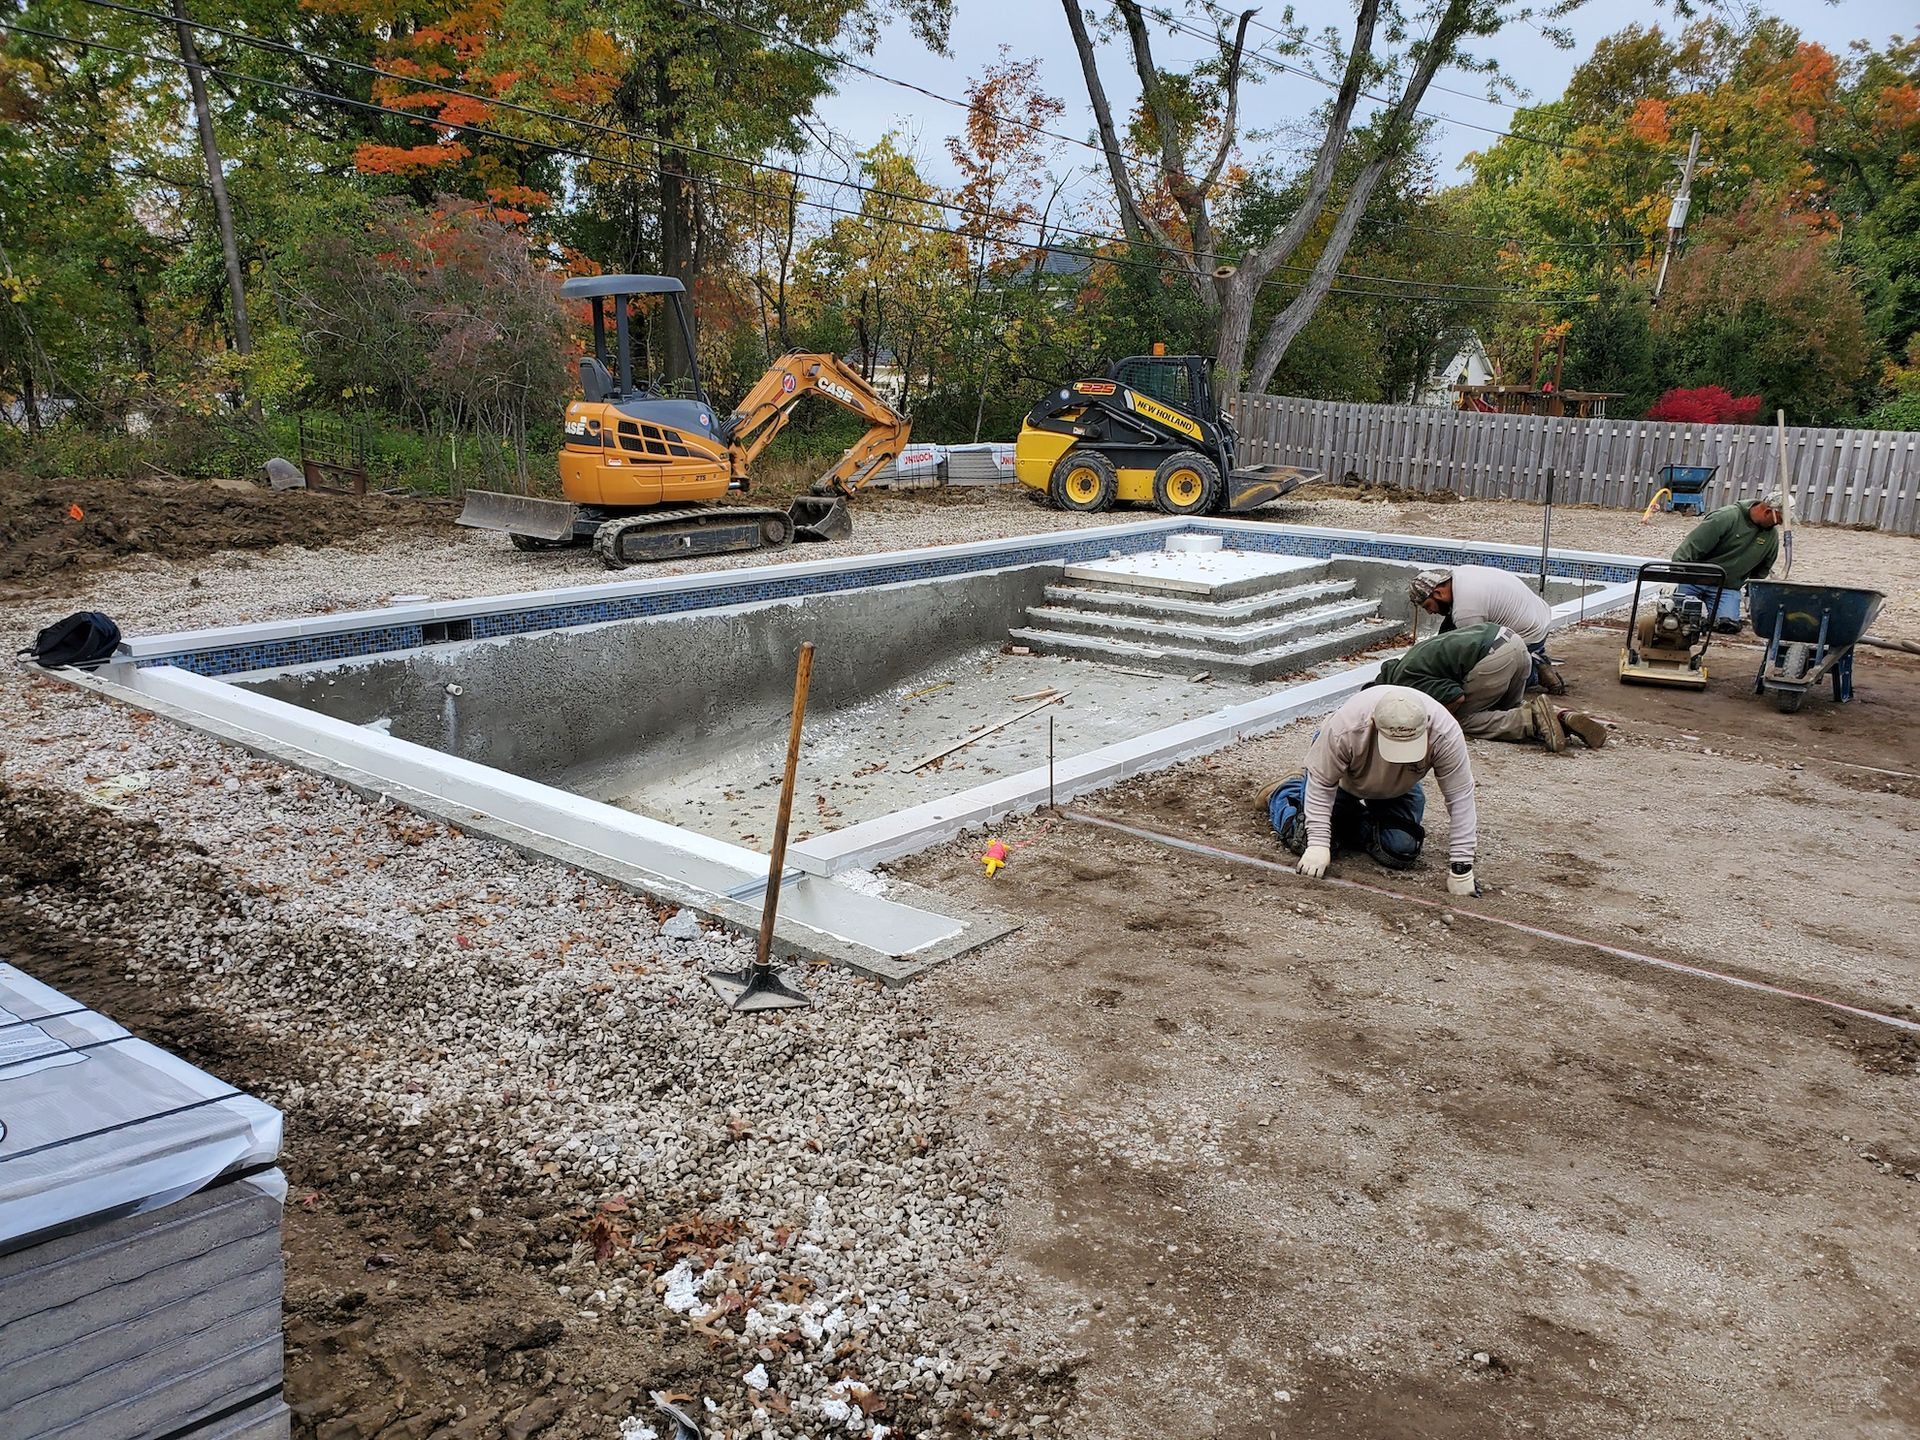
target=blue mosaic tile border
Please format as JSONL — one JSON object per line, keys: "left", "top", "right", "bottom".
{"left": 137, "top": 525, "right": 1638, "bottom": 677}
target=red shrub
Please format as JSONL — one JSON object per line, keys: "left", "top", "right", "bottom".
{"left": 1646, "top": 385, "right": 1764, "bottom": 424}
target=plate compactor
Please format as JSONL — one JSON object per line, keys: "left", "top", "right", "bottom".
{"left": 1619, "top": 561, "right": 1729, "bottom": 688}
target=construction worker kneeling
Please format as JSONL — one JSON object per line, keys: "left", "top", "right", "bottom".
{"left": 1376, "top": 621, "right": 1608, "bottom": 751}
{"left": 1257, "top": 687, "right": 1480, "bottom": 896}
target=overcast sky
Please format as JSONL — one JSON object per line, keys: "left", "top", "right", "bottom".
{"left": 810, "top": 0, "right": 1913, "bottom": 211}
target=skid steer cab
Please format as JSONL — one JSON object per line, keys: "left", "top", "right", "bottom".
{"left": 459, "top": 273, "right": 907, "bottom": 568}
{"left": 1013, "top": 354, "right": 1317, "bottom": 515}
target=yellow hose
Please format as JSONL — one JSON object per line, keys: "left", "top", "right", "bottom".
{"left": 1640, "top": 487, "right": 1672, "bottom": 523}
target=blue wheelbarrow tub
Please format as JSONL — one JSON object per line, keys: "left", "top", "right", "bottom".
{"left": 1745, "top": 581, "right": 1885, "bottom": 650}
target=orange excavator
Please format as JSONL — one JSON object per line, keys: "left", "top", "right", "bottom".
{"left": 458, "top": 274, "right": 911, "bottom": 568}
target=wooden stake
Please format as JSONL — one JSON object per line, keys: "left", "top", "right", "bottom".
{"left": 906, "top": 692, "right": 1067, "bottom": 772}
{"left": 756, "top": 642, "right": 814, "bottom": 968}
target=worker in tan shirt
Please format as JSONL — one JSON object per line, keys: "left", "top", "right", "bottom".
{"left": 1409, "top": 564, "right": 1565, "bottom": 694}
{"left": 1258, "top": 686, "right": 1480, "bottom": 896}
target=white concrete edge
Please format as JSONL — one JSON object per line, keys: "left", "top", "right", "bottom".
{"left": 60, "top": 664, "right": 970, "bottom": 957}
{"left": 108, "top": 664, "right": 771, "bottom": 880}
{"left": 789, "top": 578, "right": 1644, "bottom": 875}
{"left": 117, "top": 518, "right": 1651, "bottom": 660}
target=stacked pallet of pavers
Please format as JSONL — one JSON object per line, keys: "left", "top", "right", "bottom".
{"left": 0, "top": 962, "right": 288, "bottom": 1438}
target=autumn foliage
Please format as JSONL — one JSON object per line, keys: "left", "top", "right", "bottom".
{"left": 1645, "top": 386, "right": 1764, "bottom": 424}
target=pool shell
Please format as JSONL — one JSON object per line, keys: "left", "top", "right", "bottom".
{"left": 72, "top": 518, "right": 1646, "bottom": 979}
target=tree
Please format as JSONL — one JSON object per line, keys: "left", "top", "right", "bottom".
{"left": 1060, "top": 0, "right": 1535, "bottom": 392}
{"left": 946, "top": 51, "right": 1068, "bottom": 438}
{"left": 1653, "top": 194, "right": 1871, "bottom": 423}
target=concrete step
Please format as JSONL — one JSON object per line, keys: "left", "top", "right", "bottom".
{"left": 1019, "top": 596, "right": 1383, "bottom": 655}
{"left": 1009, "top": 616, "right": 1406, "bottom": 683}
{"left": 1060, "top": 554, "right": 1327, "bottom": 603}
{"left": 1039, "top": 577, "right": 1358, "bottom": 627}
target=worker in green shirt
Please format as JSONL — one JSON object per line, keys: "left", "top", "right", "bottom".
{"left": 1377, "top": 621, "right": 1609, "bottom": 751}
{"left": 1671, "top": 493, "right": 1782, "bottom": 632}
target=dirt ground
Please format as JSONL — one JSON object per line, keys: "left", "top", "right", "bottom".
{"left": 899, "top": 623, "right": 1920, "bottom": 1439}
{"left": 0, "top": 779, "right": 731, "bottom": 1439}
{"left": 0, "top": 471, "right": 452, "bottom": 589}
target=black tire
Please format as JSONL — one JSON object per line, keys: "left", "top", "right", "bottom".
{"left": 1775, "top": 640, "right": 1812, "bottom": 712}
{"left": 1048, "top": 450, "right": 1118, "bottom": 512}
{"left": 1152, "top": 450, "right": 1221, "bottom": 515}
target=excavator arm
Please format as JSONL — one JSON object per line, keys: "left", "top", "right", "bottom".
{"left": 723, "top": 353, "right": 911, "bottom": 495}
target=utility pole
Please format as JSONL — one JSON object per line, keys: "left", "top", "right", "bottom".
{"left": 1652, "top": 128, "right": 1702, "bottom": 308}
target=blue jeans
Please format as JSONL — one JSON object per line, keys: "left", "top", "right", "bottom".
{"left": 1267, "top": 773, "right": 1427, "bottom": 869}
{"left": 1678, "top": 583, "right": 1741, "bottom": 628}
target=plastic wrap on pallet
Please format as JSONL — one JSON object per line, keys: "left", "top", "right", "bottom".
{"left": 0, "top": 962, "right": 284, "bottom": 1255}
{"left": 944, "top": 442, "right": 1017, "bottom": 485}
{"left": 883, "top": 445, "right": 947, "bottom": 487}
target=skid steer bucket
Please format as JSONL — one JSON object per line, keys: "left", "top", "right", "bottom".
{"left": 787, "top": 495, "right": 852, "bottom": 543}
{"left": 1224, "top": 465, "right": 1319, "bottom": 513}
{"left": 456, "top": 490, "right": 580, "bottom": 541}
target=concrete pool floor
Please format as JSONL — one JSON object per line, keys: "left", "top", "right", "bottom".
{"left": 585, "top": 646, "right": 1274, "bottom": 845}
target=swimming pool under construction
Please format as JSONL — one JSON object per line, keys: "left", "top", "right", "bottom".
{"left": 63, "top": 518, "right": 1643, "bottom": 980}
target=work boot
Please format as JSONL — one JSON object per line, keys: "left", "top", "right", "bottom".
{"left": 1533, "top": 657, "right": 1568, "bottom": 695}
{"left": 1527, "top": 694, "right": 1566, "bottom": 752}
{"left": 1559, "top": 710, "right": 1608, "bottom": 749}
{"left": 1255, "top": 776, "right": 1288, "bottom": 815}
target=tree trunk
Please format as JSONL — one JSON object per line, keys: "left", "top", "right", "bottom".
{"left": 171, "top": 0, "right": 252, "bottom": 368}
{"left": 654, "top": 59, "right": 696, "bottom": 383}
{"left": 20, "top": 363, "right": 43, "bottom": 439}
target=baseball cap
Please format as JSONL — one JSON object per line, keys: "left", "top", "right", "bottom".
{"left": 1372, "top": 689, "right": 1430, "bottom": 763}
{"left": 1407, "top": 568, "right": 1450, "bottom": 604}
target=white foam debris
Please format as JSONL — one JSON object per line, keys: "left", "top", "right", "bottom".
{"left": 742, "top": 1362, "right": 770, "bottom": 1391}
{"left": 616, "top": 1419, "right": 658, "bottom": 1440}
{"left": 659, "top": 908, "right": 703, "bottom": 940}
{"left": 658, "top": 1258, "right": 702, "bottom": 1313}
{"left": 832, "top": 867, "right": 891, "bottom": 897}
{"left": 360, "top": 716, "right": 394, "bottom": 734}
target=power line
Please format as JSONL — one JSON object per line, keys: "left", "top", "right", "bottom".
{"left": 3, "top": 12, "right": 1603, "bottom": 308}
{"left": 675, "top": 0, "right": 1648, "bottom": 254}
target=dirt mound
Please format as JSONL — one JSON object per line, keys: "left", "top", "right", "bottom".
{"left": 0, "top": 472, "right": 449, "bottom": 588}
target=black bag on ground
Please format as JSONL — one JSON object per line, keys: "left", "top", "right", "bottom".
{"left": 21, "top": 611, "right": 122, "bottom": 669}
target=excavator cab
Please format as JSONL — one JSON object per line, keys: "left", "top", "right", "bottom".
{"left": 575, "top": 274, "right": 708, "bottom": 406}
{"left": 1107, "top": 355, "right": 1223, "bottom": 427}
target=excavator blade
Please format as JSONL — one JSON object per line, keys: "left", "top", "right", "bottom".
{"left": 456, "top": 489, "right": 580, "bottom": 540}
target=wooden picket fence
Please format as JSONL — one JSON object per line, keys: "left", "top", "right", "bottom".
{"left": 1230, "top": 393, "right": 1920, "bottom": 534}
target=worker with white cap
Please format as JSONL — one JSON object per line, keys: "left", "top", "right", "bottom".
{"left": 1407, "top": 564, "right": 1564, "bottom": 693}
{"left": 1258, "top": 685, "right": 1479, "bottom": 895}
{"left": 1671, "top": 493, "right": 1784, "bottom": 632}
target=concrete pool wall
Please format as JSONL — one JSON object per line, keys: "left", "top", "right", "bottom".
{"left": 69, "top": 517, "right": 1651, "bottom": 978}
{"left": 239, "top": 565, "right": 1059, "bottom": 786}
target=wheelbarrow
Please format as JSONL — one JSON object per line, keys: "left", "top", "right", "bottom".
{"left": 1746, "top": 580, "right": 1887, "bottom": 713}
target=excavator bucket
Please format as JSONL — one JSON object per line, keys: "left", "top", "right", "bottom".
{"left": 456, "top": 489, "right": 580, "bottom": 541}
{"left": 787, "top": 496, "right": 851, "bottom": 543}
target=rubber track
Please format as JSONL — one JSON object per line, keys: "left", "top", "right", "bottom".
{"left": 591, "top": 506, "right": 793, "bottom": 567}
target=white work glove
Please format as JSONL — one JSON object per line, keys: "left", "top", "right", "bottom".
{"left": 1446, "top": 862, "right": 1480, "bottom": 898}
{"left": 1297, "top": 844, "right": 1331, "bottom": 879}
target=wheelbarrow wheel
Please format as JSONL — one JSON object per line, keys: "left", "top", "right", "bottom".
{"left": 1776, "top": 642, "right": 1812, "bottom": 713}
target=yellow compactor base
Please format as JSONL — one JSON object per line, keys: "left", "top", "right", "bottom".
{"left": 1618, "top": 648, "right": 1709, "bottom": 688}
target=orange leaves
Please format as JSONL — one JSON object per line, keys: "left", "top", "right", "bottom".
{"left": 354, "top": 141, "right": 470, "bottom": 175}
{"left": 1626, "top": 97, "right": 1670, "bottom": 145}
